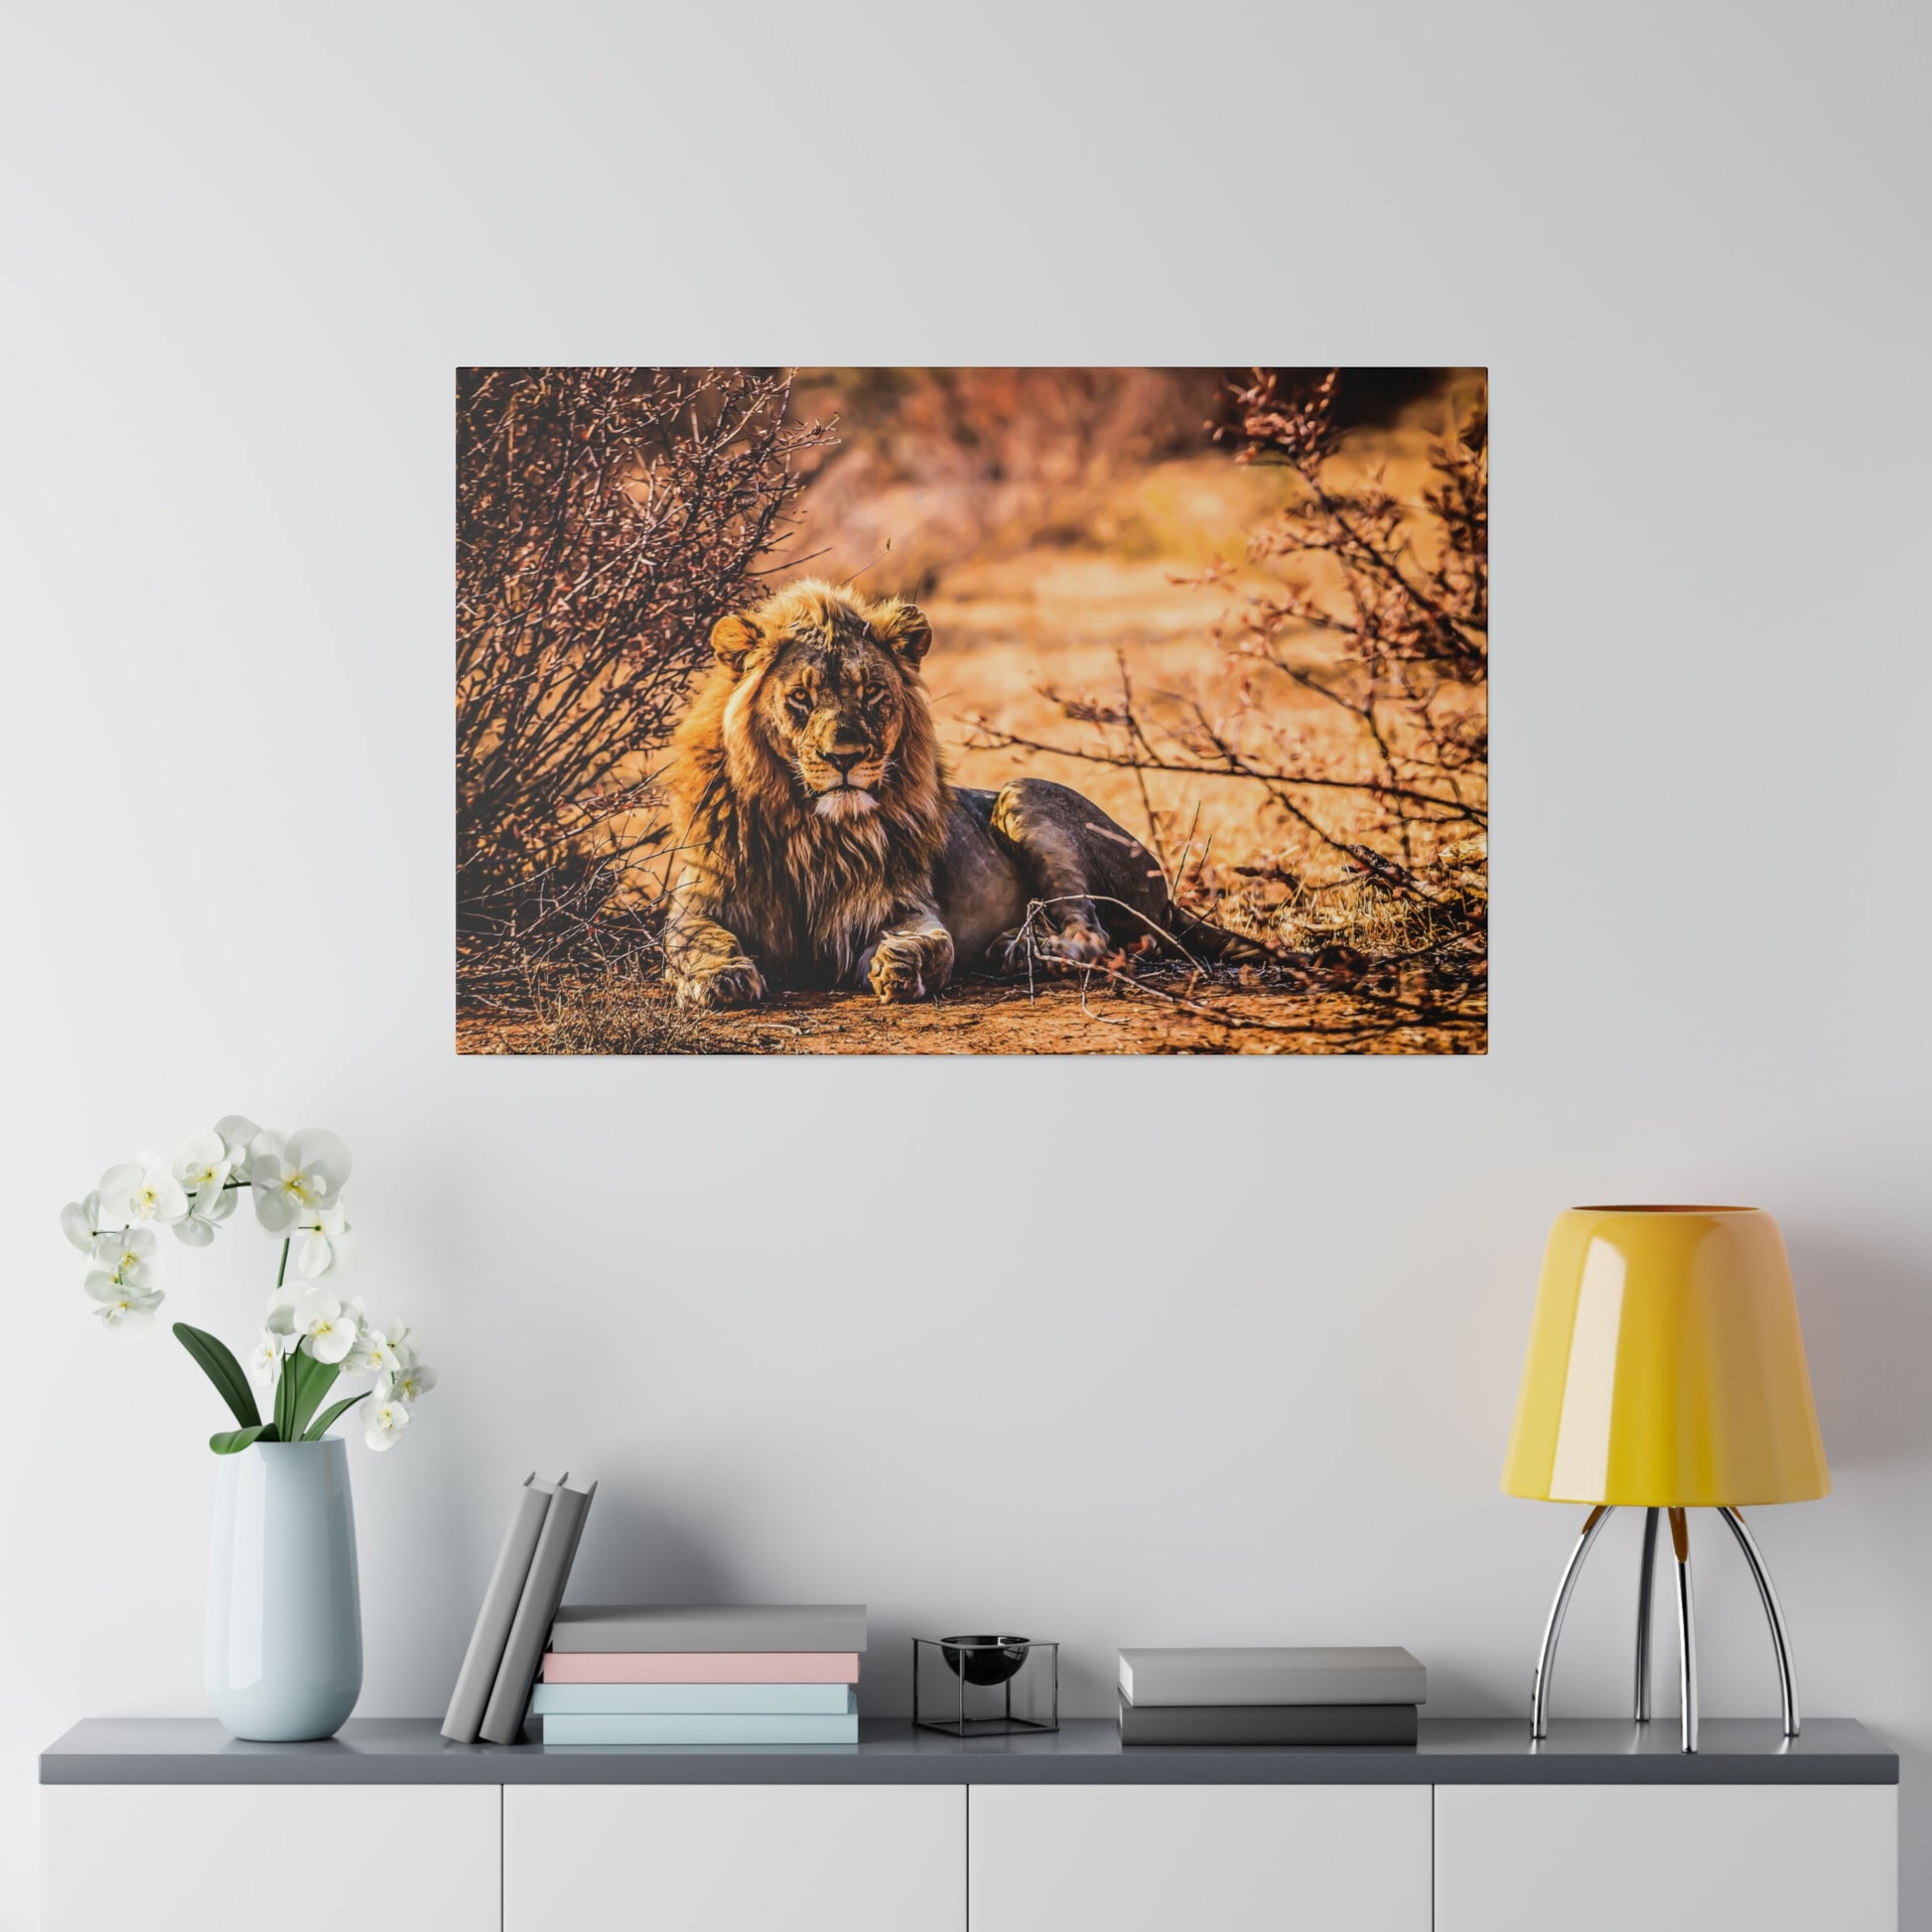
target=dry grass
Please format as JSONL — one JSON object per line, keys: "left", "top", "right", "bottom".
{"left": 517, "top": 966, "right": 786, "bottom": 1056}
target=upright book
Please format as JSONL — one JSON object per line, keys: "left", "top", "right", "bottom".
{"left": 1118, "top": 1646, "right": 1427, "bottom": 1707}
{"left": 441, "top": 1473, "right": 559, "bottom": 1744}
{"left": 479, "top": 1475, "right": 597, "bottom": 1745}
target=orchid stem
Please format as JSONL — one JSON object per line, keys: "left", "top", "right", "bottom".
{"left": 276, "top": 1240, "right": 290, "bottom": 1290}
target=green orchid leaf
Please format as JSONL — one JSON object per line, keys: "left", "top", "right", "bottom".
{"left": 174, "top": 1323, "right": 261, "bottom": 1432}
{"left": 275, "top": 1348, "right": 309, "bottom": 1442}
{"left": 303, "top": 1390, "right": 371, "bottom": 1441}
{"left": 289, "top": 1352, "right": 342, "bottom": 1441}
{"left": 209, "top": 1424, "right": 270, "bottom": 1454}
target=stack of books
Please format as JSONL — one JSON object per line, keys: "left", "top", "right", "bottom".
{"left": 532, "top": 1604, "right": 866, "bottom": 1745}
{"left": 1116, "top": 1645, "right": 1426, "bottom": 1745}
{"left": 443, "top": 1472, "right": 599, "bottom": 1746}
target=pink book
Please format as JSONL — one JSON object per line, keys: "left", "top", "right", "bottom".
{"left": 540, "top": 1650, "right": 861, "bottom": 1685}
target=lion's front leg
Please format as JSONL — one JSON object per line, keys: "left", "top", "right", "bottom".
{"left": 860, "top": 910, "right": 955, "bottom": 1005}
{"left": 664, "top": 867, "right": 767, "bottom": 1009}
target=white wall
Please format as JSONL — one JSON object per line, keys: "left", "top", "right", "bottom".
{"left": 3, "top": 3, "right": 1928, "bottom": 1926}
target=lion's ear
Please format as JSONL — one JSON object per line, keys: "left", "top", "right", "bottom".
{"left": 876, "top": 600, "right": 932, "bottom": 667}
{"left": 711, "top": 612, "right": 764, "bottom": 677}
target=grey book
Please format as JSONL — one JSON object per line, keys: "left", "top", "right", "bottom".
{"left": 547, "top": 1603, "right": 869, "bottom": 1654}
{"left": 441, "top": 1473, "right": 559, "bottom": 1743}
{"left": 1118, "top": 1694, "right": 1419, "bottom": 1746}
{"left": 1118, "top": 1646, "right": 1426, "bottom": 1708}
{"left": 479, "top": 1477, "right": 597, "bottom": 1745}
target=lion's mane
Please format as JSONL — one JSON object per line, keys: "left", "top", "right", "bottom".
{"left": 665, "top": 582, "right": 951, "bottom": 988}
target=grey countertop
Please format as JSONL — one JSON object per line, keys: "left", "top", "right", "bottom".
{"left": 42, "top": 1717, "right": 1897, "bottom": 1786}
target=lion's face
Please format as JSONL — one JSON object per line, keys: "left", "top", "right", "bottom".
{"left": 760, "top": 634, "right": 909, "bottom": 819}
{"left": 711, "top": 587, "right": 935, "bottom": 824}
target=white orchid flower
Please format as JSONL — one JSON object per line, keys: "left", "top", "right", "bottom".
{"left": 215, "top": 1115, "right": 261, "bottom": 1180}
{"left": 342, "top": 1301, "right": 390, "bottom": 1374}
{"left": 247, "top": 1331, "right": 285, "bottom": 1386}
{"left": 97, "top": 1152, "right": 190, "bottom": 1227}
{"left": 279, "top": 1287, "right": 359, "bottom": 1365}
{"left": 250, "top": 1129, "right": 352, "bottom": 1235}
{"left": 62, "top": 1192, "right": 102, "bottom": 1253}
{"left": 90, "top": 1227, "right": 161, "bottom": 1289}
{"left": 386, "top": 1359, "right": 437, "bottom": 1405}
{"left": 293, "top": 1203, "right": 354, "bottom": 1279}
{"left": 382, "top": 1319, "right": 418, "bottom": 1370}
{"left": 86, "top": 1276, "right": 165, "bottom": 1327}
{"left": 174, "top": 1130, "right": 232, "bottom": 1199}
{"left": 363, "top": 1398, "right": 411, "bottom": 1451}
{"left": 174, "top": 1178, "right": 239, "bottom": 1248}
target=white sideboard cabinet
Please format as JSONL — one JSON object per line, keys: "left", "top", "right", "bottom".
{"left": 41, "top": 1717, "right": 1899, "bottom": 1932}
{"left": 504, "top": 1784, "right": 964, "bottom": 1932}
{"left": 969, "top": 1783, "right": 1431, "bottom": 1932}
{"left": 41, "top": 1783, "right": 500, "bottom": 1932}
{"left": 1437, "top": 1782, "right": 1897, "bottom": 1932}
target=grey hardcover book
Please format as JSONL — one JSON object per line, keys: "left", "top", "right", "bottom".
{"left": 547, "top": 1603, "right": 869, "bottom": 1654}
{"left": 479, "top": 1476, "right": 597, "bottom": 1745}
{"left": 441, "top": 1473, "right": 558, "bottom": 1743}
{"left": 1117, "top": 1646, "right": 1426, "bottom": 1708}
{"left": 1117, "top": 1694, "right": 1419, "bottom": 1746}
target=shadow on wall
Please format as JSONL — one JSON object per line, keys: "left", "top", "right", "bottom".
{"left": 1783, "top": 1228, "right": 1932, "bottom": 1921}
{"left": 1788, "top": 1231, "right": 1932, "bottom": 1476}
{"left": 564, "top": 1489, "right": 752, "bottom": 1607}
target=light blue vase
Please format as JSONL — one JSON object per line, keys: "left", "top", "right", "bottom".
{"left": 206, "top": 1439, "right": 362, "bottom": 1740}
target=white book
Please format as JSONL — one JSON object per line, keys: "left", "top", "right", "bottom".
{"left": 1118, "top": 1646, "right": 1426, "bottom": 1708}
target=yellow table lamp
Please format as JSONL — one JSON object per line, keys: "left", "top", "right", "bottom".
{"left": 1502, "top": 1205, "right": 1829, "bottom": 1753}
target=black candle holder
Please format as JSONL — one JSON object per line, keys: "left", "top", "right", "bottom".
{"left": 913, "top": 1635, "right": 1059, "bottom": 1735}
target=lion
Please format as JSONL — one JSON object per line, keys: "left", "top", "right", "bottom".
{"left": 661, "top": 580, "right": 1257, "bottom": 1007}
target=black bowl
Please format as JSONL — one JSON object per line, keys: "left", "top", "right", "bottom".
{"left": 939, "top": 1635, "right": 1032, "bottom": 1688}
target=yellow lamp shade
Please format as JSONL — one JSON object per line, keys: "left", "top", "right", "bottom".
{"left": 1502, "top": 1205, "right": 1829, "bottom": 1507}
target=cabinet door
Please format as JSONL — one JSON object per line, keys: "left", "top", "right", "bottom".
{"left": 968, "top": 1784, "right": 1431, "bottom": 1932}
{"left": 504, "top": 1784, "right": 964, "bottom": 1932}
{"left": 42, "top": 1784, "right": 501, "bottom": 1932}
{"left": 1435, "top": 1784, "right": 1897, "bottom": 1932}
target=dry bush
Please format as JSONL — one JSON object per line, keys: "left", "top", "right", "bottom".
{"left": 1219, "top": 366, "right": 1487, "bottom": 888}
{"left": 456, "top": 367, "right": 833, "bottom": 969}
{"left": 968, "top": 368, "right": 1488, "bottom": 969}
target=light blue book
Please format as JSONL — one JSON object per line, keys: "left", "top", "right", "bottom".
{"left": 530, "top": 1683, "right": 856, "bottom": 1717}
{"left": 541, "top": 1710, "right": 859, "bottom": 1746}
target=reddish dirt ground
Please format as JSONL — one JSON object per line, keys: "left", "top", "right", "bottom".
{"left": 458, "top": 970, "right": 1484, "bottom": 1058}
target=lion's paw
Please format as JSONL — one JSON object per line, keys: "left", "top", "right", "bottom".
{"left": 868, "top": 939, "right": 928, "bottom": 1004}
{"left": 676, "top": 961, "right": 766, "bottom": 1009}
{"left": 1037, "top": 919, "right": 1110, "bottom": 966}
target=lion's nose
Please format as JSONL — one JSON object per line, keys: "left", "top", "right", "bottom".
{"left": 822, "top": 749, "right": 863, "bottom": 775}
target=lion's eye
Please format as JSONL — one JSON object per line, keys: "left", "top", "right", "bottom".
{"left": 786, "top": 692, "right": 812, "bottom": 719}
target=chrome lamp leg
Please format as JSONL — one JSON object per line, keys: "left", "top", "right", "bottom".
{"left": 1530, "top": 1504, "right": 1613, "bottom": 1739}
{"left": 1634, "top": 1506, "right": 1659, "bottom": 1722}
{"left": 1669, "top": 1507, "right": 1698, "bottom": 1753}
{"left": 1719, "top": 1505, "right": 1801, "bottom": 1736}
